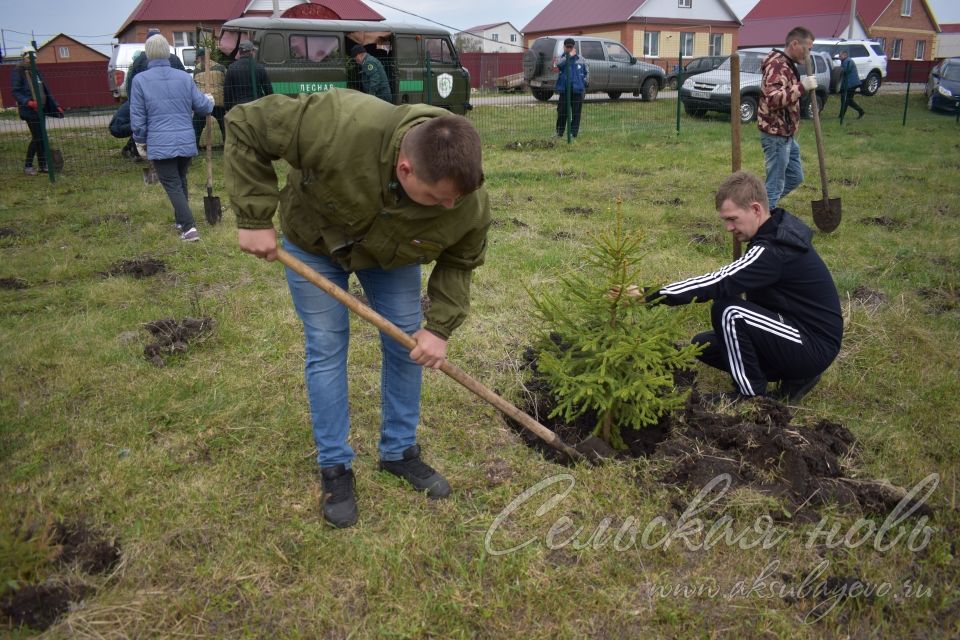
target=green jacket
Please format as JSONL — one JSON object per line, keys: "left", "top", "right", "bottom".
{"left": 358, "top": 53, "right": 392, "bottom": 102}
{"left": 225, "top": 89, "right": 491, "bottom": 339}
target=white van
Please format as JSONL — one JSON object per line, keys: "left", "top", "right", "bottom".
{"left": 107, "top": 43, "right": 195, "bottom": 100}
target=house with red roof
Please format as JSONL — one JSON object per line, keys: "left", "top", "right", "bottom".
{"left": 456, "top": 22, "right": 523, "bottom": 53}
{"left": 115, "top": 0, "right": 384, "bottom": 47}
{"left": 740, "top": 0, "right": 939, "bottom": 62}
{"left": 34, "top": 34, "right": 110, "bottom": 64}
{"left": 522, "top": 0, "right": 741, "bottom": 72}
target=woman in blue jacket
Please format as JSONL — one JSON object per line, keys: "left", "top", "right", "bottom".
{"left": 555, "top": 38, "right": 589, "bottom": 139}
{"left": 130, "top": 35, "right": 213, "bottom": 242}
{"left": 11, "top": 46, "right": 63, "bottom": 175}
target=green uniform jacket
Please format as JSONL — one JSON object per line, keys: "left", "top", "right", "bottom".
{"left": 225, "top": 89, "right": 491, "bottom": 340}
{"left": 359, "top": 54, "right": 392, "bottom": 103}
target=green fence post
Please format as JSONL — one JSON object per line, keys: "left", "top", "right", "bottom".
{"left": 564, "top": 56, "right": 572, "bottom": 143}
{"left": 426, "top": 58, "right": 432, "bottom": 104}
{"left": 675, "top": 54, "right": 682, "bottom": 135}
{"left": 902, "top": 62, "right": 911, "bottom": 127}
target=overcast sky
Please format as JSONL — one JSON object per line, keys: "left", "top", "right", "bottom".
{"left": 3, "top": 0, "right": 959, "bottom": 58}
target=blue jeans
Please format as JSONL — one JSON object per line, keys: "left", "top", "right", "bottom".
{"left": 283, "top": 240, "right": 423, "bottom": 468}
{"left": 760, "top": 132, "right": 803, "bottom": 208}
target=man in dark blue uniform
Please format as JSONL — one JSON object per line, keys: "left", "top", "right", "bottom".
{"left": 351, "top": 44, "right": 392, "bottom": 103}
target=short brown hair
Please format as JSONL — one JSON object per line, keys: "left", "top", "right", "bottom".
{"left": 785, "top": 26, "right": 815, "bottom": 47}
{"left": 715, "top": 171, "right": 769, "bottom": 212}
{"left": 401, "top": 115, "right": 484, "bottom": 194}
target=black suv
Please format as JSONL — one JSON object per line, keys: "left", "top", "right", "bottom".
{"left": 523, "top": 35, "right": 665, "bottom": 101}
{"left": 665, "top": 56, "right": 726, "bottom": 90}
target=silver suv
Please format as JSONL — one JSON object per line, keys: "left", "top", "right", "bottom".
{"left": 522, "top": 35, "right": 665, "bottom": 102}
{"left": 680, "top": 48, "right": 832, "bottom": 123}
{"left": 812, "top": 38, "right": 887, "bottom": 96}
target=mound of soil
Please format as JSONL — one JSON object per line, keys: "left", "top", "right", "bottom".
{"left": 508, "top": 354, "right": 931, "bottom": 521}
{"left": 1, "top": 583, "right": 92, "bottom": 631}
{"left": 0, "top": 227, "right": 18, "bottom": 239}
{"left": 103, "top": 257, "right": 166, "bottom": 279}
{"left": 0, "top": 277, "right": 29, "bottom": 290}
{"left": 503, "top": 139, "right": 556, "bottom": 150}
{"left": 143, "top": 316, "right": 215, "bottom": 366}
{"left": 52, "top": 520, "right": 121, "bottom": 574}
{"left": 652, "top": 197, "right": 684, "bottom": 206}
{"left": 851, "top": 284, "right": 886, "bottom": 305}
{"left": 563, "top": 206, "right": 596, "bottom": 216}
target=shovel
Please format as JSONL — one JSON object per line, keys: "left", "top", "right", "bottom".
{"left": 202, "top": 70, "right": 222, "bottom": 225}
{"left": 276, "top": 247, "right": 602, "bottom": 464}
{"left": 806, "top": 55, "right": 841, "bottom": 233}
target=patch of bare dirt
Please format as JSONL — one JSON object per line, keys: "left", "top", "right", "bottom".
{"left": 859, "top": 216, "right": 905, "bottom": 229}
{"left": 563, "top": 206, "right": 596, "bottom": 216}
{"left": 0, "top": 227, "right": 18, "bottom": 239}
{"left": 1, "top": 583, "right": 92, "bottom": 631}
{"left": 483, "top": 459, "right": 515, "bottom": 486}
{"left": 503, "top": 139, "right": 557, "bottom": 151}
{"left": 51, "top": 520, "right": 121, "bottom": 574}
{"left": 143, "top": 317, "right": 216, "bottom": 366}
{"left": 551, "top": 231, "right": 575, "bottom": 241}
{"left": 917, "top": 286, "right": 959, "bottom": 313}
{"left": 653, "top": 197, "right": 684, "bottom": 206}
{"left": 850, "top": 285, "right": 887, "bottom": 306}
{"left": 0, "top": 277, "right": 29, "bottom": 290}
{"left": 103, "top": 257, "right": 166, "bottom": 279}
{"left": 508, "top": 350, "right": 931, "bottom": 522}
{"left": 555, "top": 170, "right": 588, "bottom": 179}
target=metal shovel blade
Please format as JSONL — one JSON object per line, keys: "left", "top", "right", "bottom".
{"left": 204, "top": 187, "right": 222, "bottom": 225}
{"left": 812, "top": 197, "right": 842, "bottom": 233}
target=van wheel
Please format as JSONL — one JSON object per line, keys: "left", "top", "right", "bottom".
{"left": 531, "top": 88, "right": 554, "bottom": 102}
{"left": 862, "top": 72, "right": 881, "bottom": 96}
{"left": 607, "top": 91, "right": 622, "bottom": 100}
{"left": 739, "top": 96, "right": 758, "bottom": 123}
{"left": 640, "top": 78, "right": 658, "bottom": 102}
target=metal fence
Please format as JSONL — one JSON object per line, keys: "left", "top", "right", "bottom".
{"left": 2, "top": 63, "right": 957, "bottom": 182}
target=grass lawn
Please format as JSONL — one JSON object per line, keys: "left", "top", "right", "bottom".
{"left": 1, "top": 92, "right": 958, "bottom": 637}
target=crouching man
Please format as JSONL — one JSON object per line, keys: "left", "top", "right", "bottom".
{"left": 623, "top": 171, "right": 842, "bottom": 402}
{"left": 224, "top": 89, "right": 490, "bottom": 527}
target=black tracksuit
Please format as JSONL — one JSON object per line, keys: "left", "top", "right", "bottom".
{"left": 657, "top": 209, "right": 843, "bottom": 396}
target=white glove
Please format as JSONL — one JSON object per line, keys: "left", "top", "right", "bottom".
{"left": 801, "top": 76, "right": 818, "bottom": 91}
{"left": 135, "top": 142, "right": 147, "bottom": 158}
{"left": 204, "top": 93, "right": 214, "bottom": 106}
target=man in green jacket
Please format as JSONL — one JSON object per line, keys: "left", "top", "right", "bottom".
{"left": 225, "top": 89, "right": 490, "bottom": 528}
{"left": 351, "top": 44, "right": 392, "bottom": 103}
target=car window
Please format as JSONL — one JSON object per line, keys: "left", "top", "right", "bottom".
{"left": 812, "top": 44, "right": 837, "bottom": 56}
{"left": 869, "top": 44, "right": 885, "bottom": 57}
{"left": 848, "top": 45, "right": 868, "bottom": 57}
{"left": 721, "top": 52, "right": 764, "bottom": 74}
{"left": 943, "top": 64, "right": 960, "bottom": 82}
{"left": 815, "top": 55, "right": 827, "bottom": 73}
{"left": 426, "top": 37, "right": 455, "bottom": 63}
{"left": 290, "top": 35, "right": 340, "bottom": 62}
{"left": 605, "top": 42, "right": 631, "bottom": 63}
{"left": 580, "top": 40, "right": 605, "bottom": 61}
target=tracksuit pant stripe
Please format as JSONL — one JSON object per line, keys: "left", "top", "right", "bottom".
{"left": 721, "top": 304, "right": 803, "bottom": 396}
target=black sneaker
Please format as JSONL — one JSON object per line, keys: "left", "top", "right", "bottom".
{"left": 379, "top": 444, "right": 451, "bottom": 499}
{"left": 319, "top": 464, "right": 358, "bottom": 528}
{"left": 775, "top": 375, "right": 822, "bottom": 403}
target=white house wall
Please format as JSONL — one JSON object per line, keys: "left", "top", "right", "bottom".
{"left": 634, "top": 0, "right": 736, "bottom": 22}
{"left": 936, "top": 33, "right": 960, "bottom": 57}
{"left": 482, "top": 25, "right": 523, "bottom": 52}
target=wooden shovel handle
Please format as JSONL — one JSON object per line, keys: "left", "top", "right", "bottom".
{"left": 806, "top": 55, "right": 830, "bottom": 202}
{"left": 275, "top": 247, "right": 587, "bottom": 463}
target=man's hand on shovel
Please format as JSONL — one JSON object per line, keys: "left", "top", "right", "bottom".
{"left": 239, "top": 228, "right": 279, "bottom": 261}
{"left": 410, "top": 329, "right": 447, "bottom": 369}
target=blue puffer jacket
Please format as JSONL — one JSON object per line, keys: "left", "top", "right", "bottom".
{"left": 130, "top": 58, "right": 213, "bottom": 160}
{"left": 555, "top": 54, "right": 589, "bottom": 94}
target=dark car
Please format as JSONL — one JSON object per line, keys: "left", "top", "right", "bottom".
{"left": 665, "top": 56, "right": 726, "bottom": 90}
{"left": 924, "top": 57, "right": 960, "bottom": 113}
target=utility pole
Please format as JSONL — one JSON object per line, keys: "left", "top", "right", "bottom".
{"left": 848, "top": 0, "right": 856, "bottom": 39}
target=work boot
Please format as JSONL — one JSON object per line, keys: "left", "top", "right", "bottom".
{"left": 319, "top": 464, "right": 358, "bottom": 528}
{"left": 23, "top": 166, "right": 37, "bottom": 176}
{"left": 379, "top": 444, "right": 451, "bottom": 499}
{"left": 775, "top": 374, "right": 822, "bottom": 403}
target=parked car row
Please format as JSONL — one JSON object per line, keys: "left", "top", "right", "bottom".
{"left": 680, "top": 48, "right": 833, "bottom": 123}
{"left": 108, "top": 43, "right": 196, "bottom": 99}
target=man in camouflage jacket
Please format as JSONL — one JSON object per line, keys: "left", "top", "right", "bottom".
{"left": 757, "top": 26, "right": 818, "bottom": 208}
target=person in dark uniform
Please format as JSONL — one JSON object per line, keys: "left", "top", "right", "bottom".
{"left": 350, "top": 44, "right": 392, "bottom": 103}
{"left": 617, "top": 171, "right": 842, "bottom": 402}
{"left": 224, "top": 40, "right": 273, "bottom": 112}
